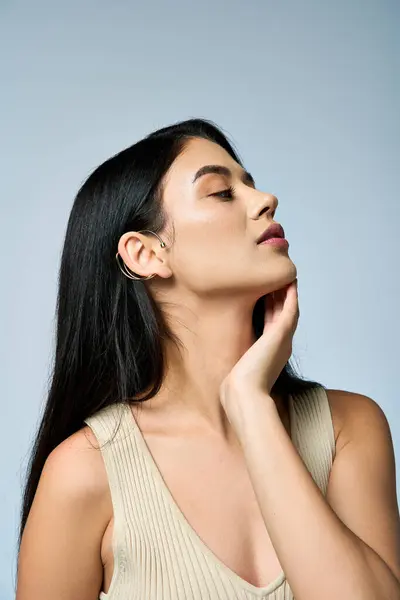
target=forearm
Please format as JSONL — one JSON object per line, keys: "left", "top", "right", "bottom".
{"left": 235, "top": 394, "right": 400, "bottom": 600}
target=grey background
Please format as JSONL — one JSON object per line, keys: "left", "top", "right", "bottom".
{"left": 1, "top": 1, "right": 399, "bottom": 598}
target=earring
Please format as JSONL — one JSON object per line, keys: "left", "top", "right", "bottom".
{"left": 115, "top": 230, "right": 166, "bottom": 280}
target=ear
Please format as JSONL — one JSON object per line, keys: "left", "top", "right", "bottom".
{"left": 117, "top": 231, "right": 172, "bottom": 279}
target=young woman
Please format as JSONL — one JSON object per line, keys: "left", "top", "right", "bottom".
{"left": 16, "top": 118, "right": 400, "bottom": 599}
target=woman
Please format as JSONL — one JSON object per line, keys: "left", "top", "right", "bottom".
{"left": 16, "top": 118, "right": 400, "bottom": 599}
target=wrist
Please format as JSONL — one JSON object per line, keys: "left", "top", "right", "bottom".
{"left": 225, "top": 390, "right": 280, "bottom": 439}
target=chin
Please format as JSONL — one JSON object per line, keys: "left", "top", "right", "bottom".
{"left": 270, "top": 262, "right": 297, "bottom": 292}
{"left": 275, "top": 258, "right": 297, "bottom": 282}
{"left": 287, "top": 260, "right": 298, "bottom": 280}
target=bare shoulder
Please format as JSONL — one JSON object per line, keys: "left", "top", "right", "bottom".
{"left": 325, "top": 388, "right": 392, "bottom": 453}
{"left": 45, "top": 424, "right": 111, "bottom": 498}
{"left": 17, "top": 426, "right": 112, "bottom": 600}
{"left": 324, "top": 389, "right": 400, "bottom": 584}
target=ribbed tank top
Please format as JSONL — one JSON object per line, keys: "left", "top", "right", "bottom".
{"left": 84, "top": 385, "right": 336, "bottom": 600}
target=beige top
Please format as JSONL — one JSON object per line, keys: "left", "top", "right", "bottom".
{"left": 84, "top": 385, "right": 336, "bottom": 599}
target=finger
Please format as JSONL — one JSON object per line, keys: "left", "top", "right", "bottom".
{"left": 264, "top": 293, "right": 276, "bottom": 325}
{"left": 283, "top": 281, "right": 300, "bottom": 326}
{"left": 275, "top": 288, "right": 286, "bottom": 312}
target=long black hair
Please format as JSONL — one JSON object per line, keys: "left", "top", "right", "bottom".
{"left": 17, "top": 117, "right": 321, "bottom": 553}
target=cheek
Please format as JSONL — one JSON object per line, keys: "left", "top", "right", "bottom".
{"left": 175, "top": 207, "right": 243, "bottom": 250}
{"left": 170, "top": 222, "right": 256, "bottom": 293}
{"left": 174, "top": 215, "right": 241, "bottom": 265}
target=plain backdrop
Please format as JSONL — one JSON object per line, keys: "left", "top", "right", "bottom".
{"left": 1, "top": 1, "right": 399, "bottom": 598}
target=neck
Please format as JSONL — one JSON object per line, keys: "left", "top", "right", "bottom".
{"left": 134, "top": 294, "right": 289, "bottom": 438}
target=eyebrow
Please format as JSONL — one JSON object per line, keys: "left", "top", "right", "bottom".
{"left": 192, "top": 164, "right": 256, "bottom": 187}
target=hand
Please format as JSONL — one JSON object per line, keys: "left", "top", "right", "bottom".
{"left": 219, "top": 279, "right": 299, "bottom": 425}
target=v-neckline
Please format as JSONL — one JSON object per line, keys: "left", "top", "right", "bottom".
{"left": 122, "top": 395, "right": 295, "bottom": 597}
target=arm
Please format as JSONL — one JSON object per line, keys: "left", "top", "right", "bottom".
{"left": 234, "top": 390, "right": 400, "bottom": 600}
{"left": 16, "top": 427, "right": 111, "bottom": 600}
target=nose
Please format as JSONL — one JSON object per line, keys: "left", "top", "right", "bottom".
{"left": 249, "top": 192, "right": 278, "bottom": 220}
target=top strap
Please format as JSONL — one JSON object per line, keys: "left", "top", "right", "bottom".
{"left": 290, "top": 385, "right": 336, "bottom": 496}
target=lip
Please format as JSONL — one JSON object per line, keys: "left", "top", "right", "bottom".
{"left": 259, "top": 237, "right": 289, "bottom": 249}
{"left": 256, "top": 222, "right": 285, "bottom": 244}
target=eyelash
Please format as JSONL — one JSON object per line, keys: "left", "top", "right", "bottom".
{"left": 213, "top": 185, "right": 236, "bottom": 200}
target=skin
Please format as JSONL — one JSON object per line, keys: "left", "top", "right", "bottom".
{"left": 17, "top": 137, "right": 400, "bottom": 598}
{"left": 117, "top": 136, "right": 297, "bottom": 440}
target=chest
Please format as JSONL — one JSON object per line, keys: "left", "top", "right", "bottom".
{"left": 101, "top": 428, "right": 287, "bottom": 591}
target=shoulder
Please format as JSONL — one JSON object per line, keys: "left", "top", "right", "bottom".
{"left": 43, "top": 425, "right": 111, "bottom": 502}
{"left": 17, "top": 427, "right": 112, "bottom": 598}
{"left": 325, "top": 388, "right": 392, "bottom": 453}
{"left": 324, "top": 389, "right": 400, "bottom": 583}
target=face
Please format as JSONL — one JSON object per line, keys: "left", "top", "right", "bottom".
{"left": 121, "top": 137, "right": 297, "bottom": 299}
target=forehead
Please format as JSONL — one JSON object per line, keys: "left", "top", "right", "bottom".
{"left": 165, "top": 137, "right": 241, "bottom": 189}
